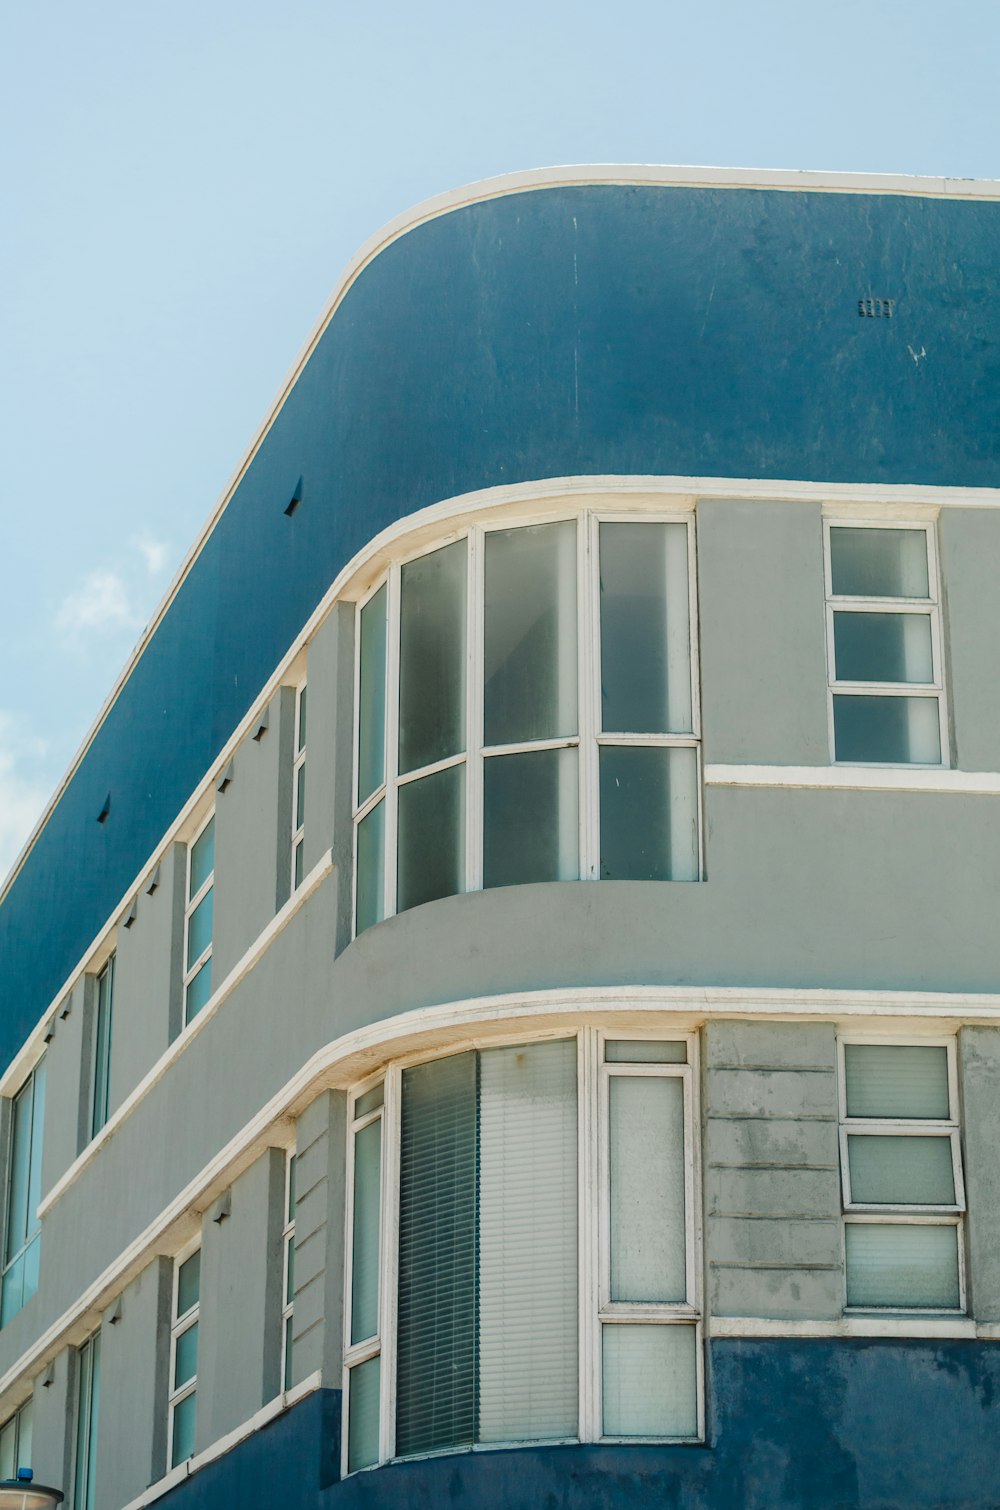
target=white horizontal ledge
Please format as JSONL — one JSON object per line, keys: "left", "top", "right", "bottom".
{"left": 705, "top": 765, "right": 1000, "bottom": 797}
{"left": 711, "top": 1315, "right": 978, "bottom": 1340}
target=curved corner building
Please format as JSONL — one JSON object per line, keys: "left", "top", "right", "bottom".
{"left": 3, "top": 165, "right": 1000, "bottom": 1510}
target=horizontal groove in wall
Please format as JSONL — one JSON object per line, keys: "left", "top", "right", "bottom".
{"left": 708, "top": 1161, "right": 840, "bottom": 1171}
{"left": 708, "top": 1063, "right": 836, "bottom": 1074}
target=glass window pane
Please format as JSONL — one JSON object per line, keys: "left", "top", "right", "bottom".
{"left": 5, "top": 1083, "right": 33, "bottom": 1260}
{"left": 26, "top": 1064, "right": 45, "bottom": 1244}
{"left": 600, "top": 522, "right": 692, "bottom": 735}
{"left": 295, "top": 764, "right": 306, "bottom": 828}
{"left": 21, "top": 1235, "right": 39, "bottom": 1310}
{"left": 189, "top": 818, "right": 215, "bottom": 899}
{"left": 399, "top": 540, "right": 467, "bottom": 775}
{"left": 355, "top": 800, "right": 385, "bottom": 935}
{"left": 174, "top": 1322, "right": 199, "bottom": 1390}
{"left": 848, "top": 1135, "right": 956, "bottom": 1206}
{"left": 845, "top": 1223, "right": 960, "bottom": 1309}
{"left": 347, "top": 1355, "right": 381, "bottom": 1473}
{"left": 844, "top": 1044, "right": 950, "bottom": 1120}
{"left": 599, "top": 745, "right": 698, "bottom": 881}
{"left": 177, "top": 1251, "right": 200, "bottom": 1314}
{"left": 358, "top": 584, "right": 387, "bottom": 804}
{"left": 286, "top": 1155, "right": 296, "bottom": 1220}
{"left": 283, "top": 1317, "right": 294, "bottom": 1392}
{"left": 293, "top": 840, "right": 304, "bottom": 890}
{"left": 171, "top": 1390, "right": 196, "bottom": 1466}
{"left": 185, "top": 962, "right": 212, "bottom": 1023}
{"left": 0, "top": 1255, "right": 24, "bottom": 1328}
{"left": 0, "top": 1420, "right": 14, "bottom": 1480}
{"left": 186, "top": 888, "right": 214, "bottom": 970}
{"left": 285, "top": 1236, "right": 295, "bottom": 1306}
{"left": 606, "top": 1040, "right": 687, "bottom": 1063}
{"left": 483, "top": 747, "right": 578, "bottom": 889}
{"left": 830, "top": 528, "right": 929, "bottom": 598}
{"left": 609, "top": 1075, "right": 686, "bottom": 1302}
{"left": 16, "top": 1400, "right": 32, "bottom": 1473}
{"left": 833, "top": 695, "right": 941, "bottom": 764}
{"left": 93, "top": 961, "right": 114, "bottom": 1137}
{"left": 602, "top": 1324, "right": 698, "bottom": 1438}
{"left": 296, "top": 686, "right": 308, "bottom": 753}
{"left": 834, "top": 612, "right": 933, "bottom": 684}
{"left": 397, "top": 765, "right": 465, "bottom": 913}
{"left": 478, "top": 1041, "right": 578, "bottom": 1444}
{"left": 355, "top": 1083, "right": 384, "bottom": 1118}
{"left": 351, "top": 1118, "right": 382, "bottom": 1345}
{"left": 484, "top": 521, "right": 577, "bottom": 745}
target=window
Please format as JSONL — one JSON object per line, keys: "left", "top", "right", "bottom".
{"left": 281, "top": 1151, "right": 296, "bottom": 1391}
{"left": 168, "top": 1247, "right": 200, "bottom": 1466}
{"left": 825, "top": 522, "right": 946, "bottom": 765}
{"left": 291, "top": 685, "right": 307, "bottom": 891}
{"left": 74, "top": 1330, "right": 101, "bottom": 1510}
{"left": 353, "top": 513, "right": 700, "bottom": 934}
{"left": 0, "top": 1397, "right": 32, "bottom": 1480}
{"left": 839, "top": 1039, "right": 965, "bottom": 1311}
{"left": 343, "top": 1031, "right": 700, "bottom": 1473}
{"left": 2, "top": 1059, "right": 45, "bottom": 1326}
{"left": 183, "top": 815, "right": 214, "bottom": 1024}
{"left": 91, "top": 955, "right": 115, "bottom": 1139}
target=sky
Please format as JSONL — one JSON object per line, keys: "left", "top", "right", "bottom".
{"left": 3, "top": 0, "right": 1000, "bottom": 881}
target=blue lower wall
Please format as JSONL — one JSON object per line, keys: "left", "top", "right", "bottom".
{"left": 157, "top": 1338, "right": 1000, "bottom": 1510}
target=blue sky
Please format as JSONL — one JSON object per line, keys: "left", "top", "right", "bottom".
{"left": 3, "top": 0, "right": 999, "bottom": 879}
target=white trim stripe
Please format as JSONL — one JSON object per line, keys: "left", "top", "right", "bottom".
{"left": 705, "top": 765, "right": 1000, "bottom": 795}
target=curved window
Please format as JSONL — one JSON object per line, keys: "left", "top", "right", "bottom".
{"left": 343, "top": 1031, "right": 702, "bottom": 1472}
{"left": 353, "top": 513, "right": 700, "bottom": 932}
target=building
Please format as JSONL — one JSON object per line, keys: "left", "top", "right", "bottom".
{"left": 2, "top": 164, "right": 1000, "bottom": 1510}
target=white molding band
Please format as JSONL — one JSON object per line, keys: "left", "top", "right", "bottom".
{"left": 706, "top": 765, "right": 1000, "bottom": 796}
{"left": 710, "top": 1316, "right": 979, "bottom": 1341}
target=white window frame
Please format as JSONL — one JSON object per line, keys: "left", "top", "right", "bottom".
{"left": 0, "top": 1395, "right": 32, "bottom": 1478}
{"left": 342, "top": 1025, "right": 702, "bottom": 1474}
{"left": 351, "top": 509, "right": 702, "bottom": 935}
{"left": 823, "top": 519, "right": 948, "bottom": 768}
{"left": 73, "top": 1327, "right": 101, "bottom": 1510}
{"left": 182, "top": 812, "right": 214, "bottom": 1026}
{"left": 280, "top": 1149, "right": 296, "bottom": 1391}
{"left": 838, "top": 1034, "right": 966, "bottom": 1314}
{"left": 2, "top": 1058, "right": 45, "bottom": 1327}
{"left": 168, "top": 1240, "right": 200, "bottom": 1466}
{"left": 90, "top": 953, "right": 115, "bottom": 1140}
{"left": 291, "top": 683, "right": 307, "bottom": 892}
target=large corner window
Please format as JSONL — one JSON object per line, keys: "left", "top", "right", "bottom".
{"left": 183, "top": 815, "right": 215, "bottom": 1024}
{"left": 840, "top": 1038, "right": 964, "bottom": 1311}
{"left": 343, "top": 1030, "right": 701, "bottom": 1473}
{"left": 825, "top": 522, "right": 946, "bottom": 765}
{"left": 353, "top": 513, "right": 700, "bottom": 933}
{"left": 169, "top": 1246, "right": 200, "bottom": 1466}
{"left": 2, "top": 1058, "right": 46, "bottom": 1327}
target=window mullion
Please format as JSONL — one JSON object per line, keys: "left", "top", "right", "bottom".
{"left": 384, "top": 569, "right": 401, "bottom": 922}
{"left": 577, "top": 1028, "right": 600, "bottom": 1442}
{"left": 466, "top": 528, "right": 484, "bottom": 894}
{"left": 580, "top": 512, "right": 600, "bottom": 880}
{"left": 379, "top": 1068, "right": 400, "bottom": 1463}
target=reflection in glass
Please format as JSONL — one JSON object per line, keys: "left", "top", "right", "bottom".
{"left": 830, "top": 528, "right": 929, "bottom": 599}
{"left": 399, "top": 541, "right": 467, "bottom": 774}
{"left": 833, "top": 695, "right": 940, "bottom": 764}
{"left": 484, "top": 522, "right": 577, "bottom": 745}
{"left": 845, "top": 1223, "right": 960, "bottom": 1308}
{"left": 483, "top": 747, "right": 578, "bottom": 888}
{"left": 600, "top": 522, "right": 691, "bottom": 735}
{"left": 355, "top": 800, "right": 385, "bottom": 935}
{"left": 602, "top": 1324, "right": 698, "bottom": 1438}
{"left": 848, "top": 1135, "right": 956, "bottom": 1206}
{"left": 833, "top": 612, "right": 933, "bottom": 684}
{"left": 358, "top": 584, "right": 387, "bottom": 804}
{"left": 397, "top": 764, "right": 465, "bottom": 912}
{"left": 599, "top": 746, "right": 698, "bottom": 880}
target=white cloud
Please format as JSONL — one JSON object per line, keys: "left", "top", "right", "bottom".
{"left": 133, "top": 534, "right": 170, "bottom": 578}
{"left": 55, "top": 569, "right": 141, "bottom": 640}
{"left": 0, "top": 714, "right": 52, "bottom": 885}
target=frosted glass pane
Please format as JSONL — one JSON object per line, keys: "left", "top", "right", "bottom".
{"left": 606, "top": 1041, "right": 686, "bottom": 1063}
{"left": 610, "top": 1076, "right": 686, "bottom": 1302}
{"left": 399, "top": 540, "right": 467, "bottom": 774}
{"left": 602, "top": 1324, "right": 698, "bottom": 1438}
{"left": 845, "top": 1223, "right": 960, "bottom": 1308}
{"left": 844, "top": 1044, "right": 950, "bottom": 1119}
{"left": 189, "top": 818, "right": 214, "bottom": 899}
{"left": 0, "top": 1421, "right": 14, "bottom": 1480}
{"left": 599, "top": 745, "right": 698, "bottom": 881}
{"left": 478, "top": 1041, "right": 578, "bottom": 1443}
{"left": 186, "top": 888, "right": 213, "bottom": 969}
{"left": 834, "top": 612, "right": 933, "bottom": 684}
{"left": 833, "top": 695, "right": 940, "bottom": 764}
{"left": 174, "top": 1322, "right": 198, "bottom": 1389}
{"left": 356, "top": 1083, "right": 384, "bottom": 1118}
{"left": 348, "top": 1356, "right": 381, "bottom": 1472}
{"left": 830, "top": 528, "right": 929, "bottom": 598}
{"left": 16, "top": 1400, "right": 32, "bottom": 1474}
{"left": 600, "top": 522, "right": 691, "bottom": 735}
{"left": 355, "top": 800, "right": 385, "bottom": 935}
{"left": 848, "top": 1135, "right": 955, "bottom": 1205}
{"left": 358, "top": 584, "right": 387, "bottom": 804}
{"left": 185, "top": 961, "right": 212, "bottom": 1022}
{"left": 351, "top": 1118, "right": 382, "bottom": 1344}
{"left": 484, "top": 521, "right": 577, "bottom": 745}
{"left": 483, "top": 747, "right": 578, "bottom": 888}
{"left": 397, "top": 765, "right": 465, "bottom": 913}
{"left": 177, "top": 1250, "right": 200, "bottom": 1313}
{"left": 171, "top": 1391, "right": 196, "bottom": 1466}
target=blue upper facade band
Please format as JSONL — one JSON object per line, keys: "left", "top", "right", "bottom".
{"left": 3, "top": 178, "right": 1000, "bottom": 1068}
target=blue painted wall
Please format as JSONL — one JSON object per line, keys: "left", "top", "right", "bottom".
{"left": 160, "top": 1340, "right": 1000, "bottom": 1510}
{"left": 3, "top": 182, "right": 1000, "bottom": 1067}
